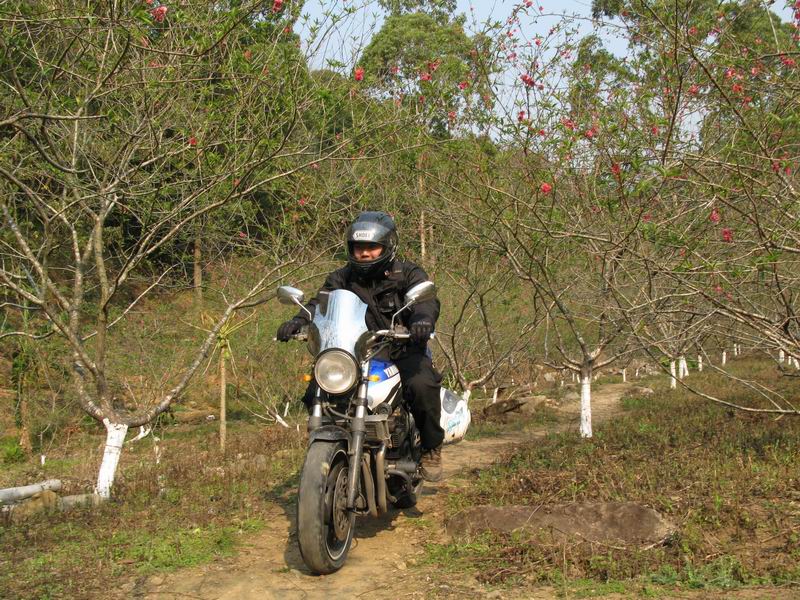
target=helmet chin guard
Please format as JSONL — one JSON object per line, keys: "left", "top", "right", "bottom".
{"left": 346, "top": 211, "right": 398, "bottom": 279}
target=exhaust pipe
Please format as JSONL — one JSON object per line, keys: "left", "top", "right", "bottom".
{"left": 375, "top": 443, "right": 388, "bottom": 514}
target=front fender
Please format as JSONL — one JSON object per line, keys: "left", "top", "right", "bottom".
{"left": 308, "top": 425, "right": 350, "bottom": 447}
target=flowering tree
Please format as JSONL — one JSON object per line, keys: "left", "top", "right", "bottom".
{"left": 0, "top": 0, "right": 431, "bottom": 496}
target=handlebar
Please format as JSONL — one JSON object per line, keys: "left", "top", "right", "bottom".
{"left": 275, "top": 329, "right": 431, "bottom": 343}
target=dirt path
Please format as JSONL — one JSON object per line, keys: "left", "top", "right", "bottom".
{"left": 130, "top": 383, "right": 633, "bottom": 599}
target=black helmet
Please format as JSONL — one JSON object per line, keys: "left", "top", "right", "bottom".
{"left": 346, "top": 211, "right": 398, "bottom": 279}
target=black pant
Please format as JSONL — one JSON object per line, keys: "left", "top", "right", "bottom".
{"left": 302, "top": 351, "right": 445, "bottom": 450}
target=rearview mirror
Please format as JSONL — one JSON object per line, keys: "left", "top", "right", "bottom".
{"left": 277, "top": 285, "right": 305, "bottom": 306}
{"left": 404, "top": 281, "right": 436, "bottom": 306}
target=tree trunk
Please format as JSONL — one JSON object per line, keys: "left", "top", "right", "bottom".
{"left": 722, "top": 350, "right": 727, "bottom": 366}
{"left": 678, "top": 356, "right": 688, "bottom": 379}
{"left": 580, "top": 364, "right": 592, "bottom": 439}
{"left": 17, "top": 395, "right": 33, "bottom": 454}
{"left": 219, "top": 350, "right": 227, "bottom": 453}
{"left": 779, "top": 349, "right": 785, "bottom": 364}
{"left": 95, "top": 420, "right": 129, "bottom": 499}
{"left": 669, "top": 360, "right": 677, "bottom": 389}
{"left": 419, "top": 209, "right": 426, "bottom": 265}
{"left": 621, "top": 368, "right": 626, "bottom": 383}
{"left": 193, "top": 233, "right": 203, "bottom": 306}
{"left": 698, "top": 354, "right": 703, "bottom": 372}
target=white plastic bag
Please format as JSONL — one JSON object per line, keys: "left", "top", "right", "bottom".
{"left": 439, "top": 388, "right": 470, "bottom": 444}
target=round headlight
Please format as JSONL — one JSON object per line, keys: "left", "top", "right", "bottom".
{"left": 314, "top": 350, "right": 358, "bottom": 395}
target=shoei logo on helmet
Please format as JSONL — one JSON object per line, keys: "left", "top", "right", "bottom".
{"left": 352, "top": 230, "right": 374, "bottom": 241}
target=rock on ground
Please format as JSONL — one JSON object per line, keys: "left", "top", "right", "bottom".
{"left": 446, "top": 502, "right": 675, "bottom": 548}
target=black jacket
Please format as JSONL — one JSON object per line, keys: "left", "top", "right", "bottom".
{"left": 295, "top": 260, "right": 439, "bottom": 352}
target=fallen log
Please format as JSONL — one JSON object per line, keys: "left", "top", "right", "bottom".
{"left": 0, "top": 479, "right": 62, "bottom": 505}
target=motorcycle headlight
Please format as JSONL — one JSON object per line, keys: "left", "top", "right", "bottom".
{"left": 314, "top": 350, "right": 358, "bottom": 395}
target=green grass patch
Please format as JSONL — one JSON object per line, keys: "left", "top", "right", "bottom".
{"left": 0, "top": 423, "right": 303, "bottom": 599}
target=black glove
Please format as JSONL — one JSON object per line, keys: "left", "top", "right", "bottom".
{"left": 410, "top": 319, "right": 433, "bottom": 344}
{"left": 277, "top": 318, "right": 305, "bottom": 342}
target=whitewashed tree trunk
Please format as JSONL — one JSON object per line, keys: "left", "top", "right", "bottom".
{"left": 95, "top": 419, "right": 129, "bottom": 499}
{"left": 580, "top": 365, "right": 592, "bottom": 439}
{"left": 669, "top": 360, "right": 677, "bottom": 389}
{"left": 779, "top": 349, "right": 785, "bottom": 364}
{"left": 462, "top": 388, "right": 472, "bottom": 402}
{"left": 722, "top": 350, "right": 727, "bottom": 366}
{"left": 635, "top": 367, "right": 640, "bottom": 378}
{"left": 697, "top": 355, "right": 703, "bottom": 372}
{"left": 678, "top": 356, "right": 688, "bottom": 379}
{"left": 621, "top": 368, "right": 627, "bottom": 383}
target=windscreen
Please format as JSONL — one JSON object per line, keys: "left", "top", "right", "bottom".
{"left": 309, "top": 289, "right": 368, "bottom": 357}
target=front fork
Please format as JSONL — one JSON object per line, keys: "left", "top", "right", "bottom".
{"left": 346, "top": 363, "right": 370, "bottom": 510}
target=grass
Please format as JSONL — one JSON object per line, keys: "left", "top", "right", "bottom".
{"left": 428, "top": 357, "right": 800, "bottom": 595}
{"left": 0, "top": 421, "right": 305, "bottom": 599}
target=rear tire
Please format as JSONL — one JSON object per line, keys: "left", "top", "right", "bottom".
{"left": 297, "top": 442, "right": 355, "bottom": 574}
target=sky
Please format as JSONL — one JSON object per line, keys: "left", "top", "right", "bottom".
{"left": 295, "top": 0, "right": 633, "bottom": 70}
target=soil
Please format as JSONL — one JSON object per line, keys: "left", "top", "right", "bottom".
{"left": 121, "top": 382, "right": 789, "bottom": 599}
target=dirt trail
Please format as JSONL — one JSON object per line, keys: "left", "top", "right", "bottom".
{"left": 131, "top": 383, "right": 633, "bottom": 599}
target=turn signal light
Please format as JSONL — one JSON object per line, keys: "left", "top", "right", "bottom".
{"left": 369, "top": 375, "right": 381, "bottom": 382}
{"left": 302, "top": 374, "right": 313, "bottom": 382}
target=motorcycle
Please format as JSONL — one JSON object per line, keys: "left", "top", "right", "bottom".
{"left": 276, "top": 280, "right": 453, "bottom": 574}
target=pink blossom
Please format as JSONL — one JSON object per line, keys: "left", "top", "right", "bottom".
{"left": 538, "top": 129, "right": 546, "bottom": 136}
{"left": 298, "top": 198, "right": 307, "bottom": 207}
{"left": 561, "top": 117, "right": 575, "bottom": 130}
{"left": 520, "top": 73, "right": 535, "bottom": 87}
{"left": 420, "top": 72, "right": 432, "bottom": 82}
{"left": 390, "top": 65, "right": 399, "bottom": 75}
{"left": 688, "top": 84, "right": 700, "bottom": 95}
{"left": 518, "top": 110, "right": 526, "bottom": 122}
{"left": 458, "top": 80, "right": 470, "bottom": 90}
{"left": 188, "top": 136, "right": 197, "bottom": 146}
{"left": 539, "top": 182, "right": 552, "bottom": 194}
{"left": 151, "top": 5, "right": 167, "bottom": 22}
{"left": 611, "top": 163, "right": 621, "bottom": 177}
{"left": 448, "top": 110, "right": 457, "bottom": 122}
{"left": 650, "top": 125, "right": 659, "bottom": 135}
{"left": 709, "top": 208, "right": 720, "bottom": 223}
{"left": 721, "top": 228, "right": 733, "bottom": 242}
{"left": 354, "top": 67, "right": 364, "bottom": 81}
{"left": 272, "top": 0, "right": 283, "bottom": 12}
{"left": 642, "top": 213, "right": 652, "bottom": 222}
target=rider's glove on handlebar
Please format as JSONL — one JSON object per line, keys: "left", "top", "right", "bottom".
{"left": 410, "top": 319, "right": 433, "bottom": 344}
{"left": 277, "top": 317, "right": 305, "bottom": 342}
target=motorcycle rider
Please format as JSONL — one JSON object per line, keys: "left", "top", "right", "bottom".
{"left": 276, "top": 211, "right": 444, "bottom": 482}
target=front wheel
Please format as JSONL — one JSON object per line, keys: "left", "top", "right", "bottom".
{"left": 297, "top": 441, "right": 355, "bottom": 574}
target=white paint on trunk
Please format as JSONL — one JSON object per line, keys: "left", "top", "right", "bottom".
{"left": 491, "top": 387, "right": 499, "bottom": 405}
{"left": 635, "top": 367, "right": 640, "bottom": 378}
{"left": 463, "top": 388, "right": 472, "bottom": 402}
{"left": 621, "top": 368, "right": 627, "bottom": 383}
{"left": 722, "top": 350, "right": 727, "bottom": 366}
{"left": 678, "top": 356, "right": 688, "bottom": 379}
{"left": 95, "top": 419, "right": 129, "bottom": 499}
{"left": 779, "top": 349, "right": 785, "bottom": 363}
{"left": 698, "top": 355, "right": 703, "bottom": 372}
{"left": 669, "top": 360, "right": 677, "bottom": 389}
{"left": 580, "top": 373, "right": 592, "bottom": 438}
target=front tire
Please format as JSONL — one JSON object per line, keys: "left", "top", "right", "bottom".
{"left": 297, "top": 442, "right": 355, "bottom": 574}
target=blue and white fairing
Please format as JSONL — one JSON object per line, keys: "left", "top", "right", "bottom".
{"left": 366, "top": 358, "right": 401, "bottom": 410}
